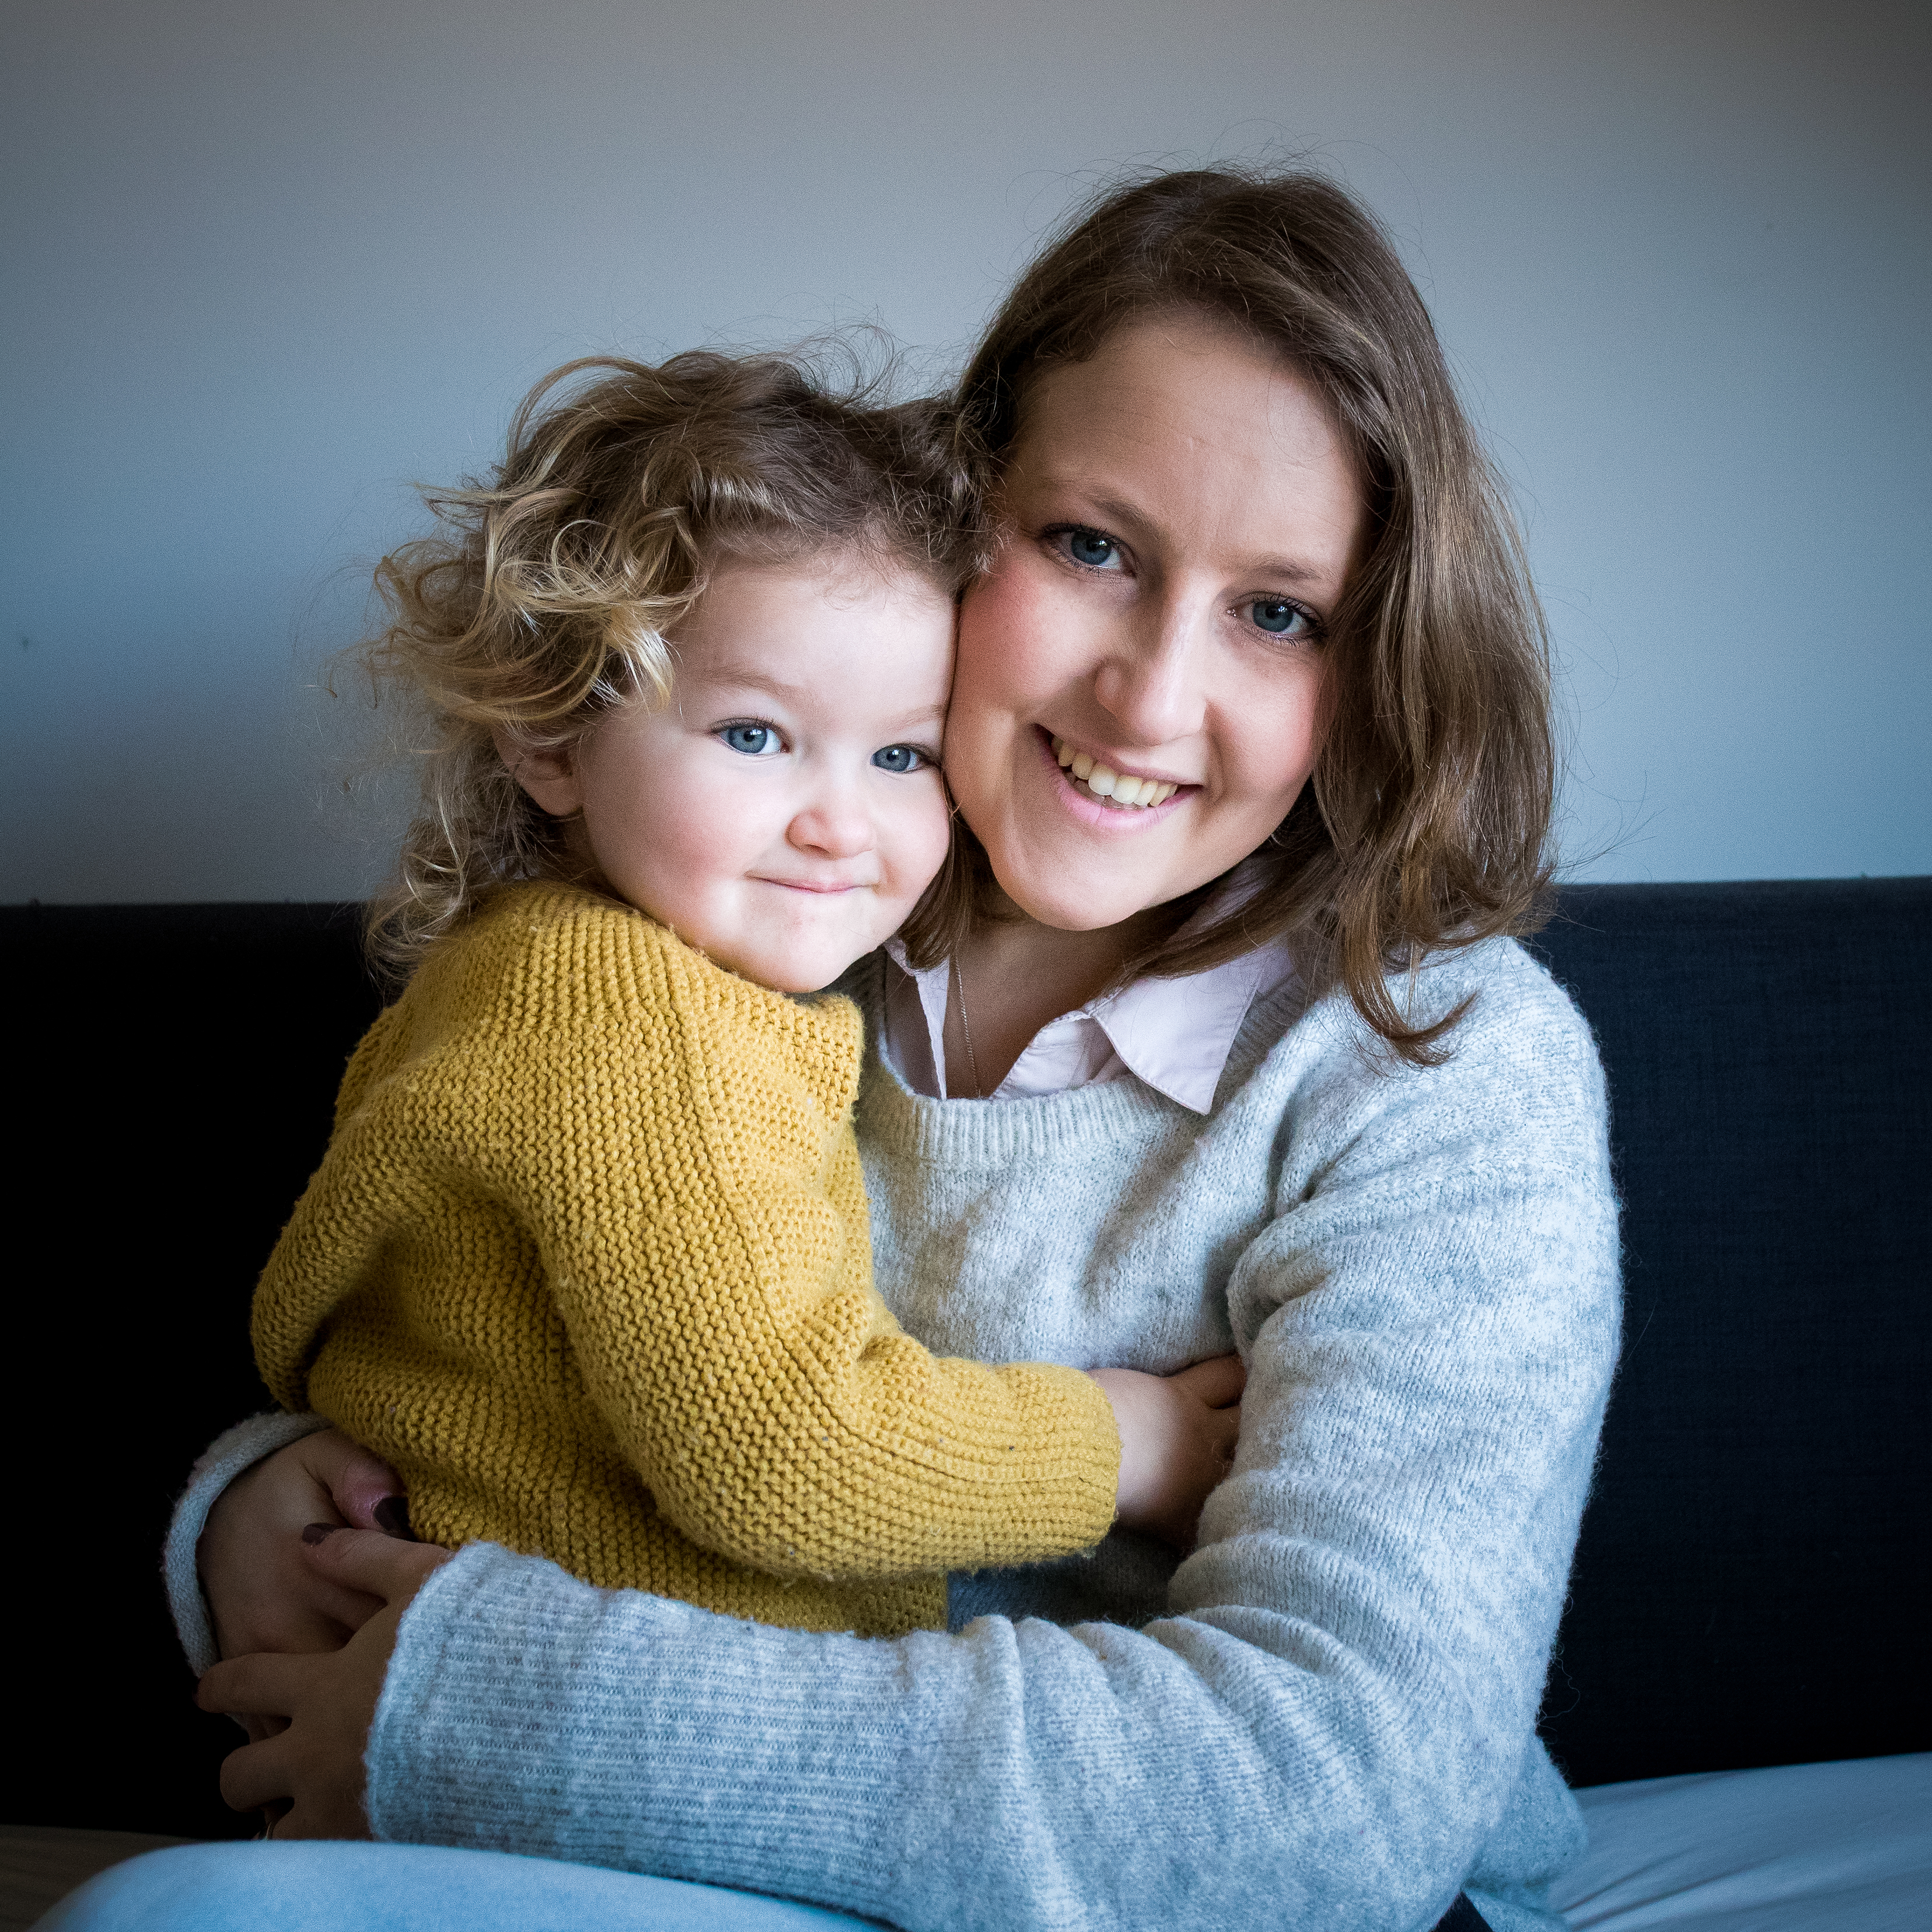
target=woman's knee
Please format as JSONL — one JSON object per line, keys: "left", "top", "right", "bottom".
{"left": 38, "top": 1841, "right": 372, "bottom": 1931}
{"left": 35, "top": 1837, "right": 877, "bottom": 1931}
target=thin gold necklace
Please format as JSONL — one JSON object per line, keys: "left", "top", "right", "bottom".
{"left": 949, "top": 954, "right": 986, "bottom": 1100}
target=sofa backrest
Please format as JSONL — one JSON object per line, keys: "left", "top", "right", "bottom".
{"left": 2, "top": 879, "right": 1925, "bottom": 1837}
{"left": 6, "top": 902, "right": 383, "bottom": 1838}
{"left": 1532, "top": 878, "right": 1930, "bottom": 1786}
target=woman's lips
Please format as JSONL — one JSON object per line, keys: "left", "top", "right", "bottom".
{"left": 1050, "top": 735, "right": 1180, "bottom": 808}
{"left": 1035, "top": 728, "right": 1189, "bottom": 823}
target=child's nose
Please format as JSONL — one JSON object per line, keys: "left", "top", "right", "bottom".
{"left": 787, "top": 798, "right": 875, "bottom": 861}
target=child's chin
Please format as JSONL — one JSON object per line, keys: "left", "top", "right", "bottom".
{"left": 733, "top": 938, "right": 874, "bottom": 996}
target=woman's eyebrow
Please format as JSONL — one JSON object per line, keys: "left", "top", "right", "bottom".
{"left": 1234, "top": 555, "right": 1330, "bottom": 586}
{"left": 1025, "top": 478, "right": 1149, "bottom": 530}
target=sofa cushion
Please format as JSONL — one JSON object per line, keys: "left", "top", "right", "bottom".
{"left": 1553, "top": 1752, "right": 1932, "bottom": 1929}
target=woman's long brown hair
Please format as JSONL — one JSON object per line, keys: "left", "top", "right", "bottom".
{"left": 943, "top": 167, "right": 1555, "bottom": 1064}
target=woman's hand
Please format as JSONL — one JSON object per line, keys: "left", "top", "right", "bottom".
{"left": 198, "top": 1526, "right": 452, "bottom": 1839}
{"left": 1089, "top": 1354, "right": 1245, "bottom": 1549}
{"left": 199, "top": 1429, "right": 410, "bottom": 1667}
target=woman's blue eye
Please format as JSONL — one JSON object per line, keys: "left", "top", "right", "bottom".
{"left": 719, "top": 724, "right": 780, "bottom": 756}
{"left": 1063, "top": 528, "right": 1120, "bottom": 570}
{"left": 1249, "top": 599, "right": 1310, "bottom": 637}
{"left": 871, "top": 745, "right": 927, "bottom": 774}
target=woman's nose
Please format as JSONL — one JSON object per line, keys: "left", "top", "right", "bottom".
{"left": 787, "top": 793, "right": 876, "bottom": 861}
{"left": 1092, "top": 598, "right": 1206, "bottom": 745}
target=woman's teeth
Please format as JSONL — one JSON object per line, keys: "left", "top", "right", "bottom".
{"left": 1050, "top": 736, "right": 1178, "bottom": 809}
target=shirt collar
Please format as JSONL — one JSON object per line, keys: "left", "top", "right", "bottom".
{"left": 882, "top": 930, "right": 1295, "bottom": 1114}
{"left": 1081, "top": 938, "right": 1294, "bottom": 1111}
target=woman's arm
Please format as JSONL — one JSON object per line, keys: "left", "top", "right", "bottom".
{"left": 301, "top": 949, "right": 1617, "bottom": 1932}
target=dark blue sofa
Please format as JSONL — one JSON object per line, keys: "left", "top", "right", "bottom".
{"left": 1, "top": 878, "right": 1925, "bottom": 1845}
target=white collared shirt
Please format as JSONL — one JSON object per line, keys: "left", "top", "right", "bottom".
{"left": 880, "top": 932, "right": 1297, "bottom": 1115}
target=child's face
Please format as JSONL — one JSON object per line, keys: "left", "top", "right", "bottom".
{"left": 511, "top": 553, "right": 955, "bottom": 993}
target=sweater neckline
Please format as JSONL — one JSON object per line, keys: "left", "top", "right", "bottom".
{"left": 491, "top": 880, "right": 856, "bottom": 1053}
{"left": 853, "top": 956, "right": 1321, "bottom": 1166}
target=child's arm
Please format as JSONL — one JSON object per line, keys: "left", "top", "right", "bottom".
{"left": 1089, "top": 1356, "right": 1245, "bottom": 1549}
{"left": 540, "top": 1106, "right": 1123, "bottom": 1581}
{"left": 256, "top": 892, "right": 1123, "bottom": 1584}
{"left": 521, "top": 908, "right": 1124, "bottom": 1582}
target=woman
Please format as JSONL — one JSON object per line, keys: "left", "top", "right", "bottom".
{"left": 92, "top": 169, "right": 1619, "bottom": 1932}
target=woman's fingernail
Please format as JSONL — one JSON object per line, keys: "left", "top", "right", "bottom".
{"left": 373, "top": 1495, "right": 415, "bottom": 1540}
{"left": 301, "top": 1521, "right": 341, "bottom": 1545}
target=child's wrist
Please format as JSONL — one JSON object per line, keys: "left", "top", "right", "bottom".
{"left": 1086, "top": 1367, "right": 1154, "bottom": 1523}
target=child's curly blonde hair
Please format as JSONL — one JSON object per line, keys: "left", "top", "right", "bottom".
{"left": 360, "top": 350, "right": 984, "bottom": 980}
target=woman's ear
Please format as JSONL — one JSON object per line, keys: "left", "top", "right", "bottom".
{"left": 492, "top": 727, "right": 583, "bottom": 818}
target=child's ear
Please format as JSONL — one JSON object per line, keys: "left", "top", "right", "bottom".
{"left": 492, "top": 727, "right": 583, "bottom": 819}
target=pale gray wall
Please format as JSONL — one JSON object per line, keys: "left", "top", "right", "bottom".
{"left": 4, "top": 0, "right": 1927, "bottom": 900}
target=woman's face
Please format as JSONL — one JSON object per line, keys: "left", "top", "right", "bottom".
{"left": 945, "top": 310, "right": 1365, "bottom": 935}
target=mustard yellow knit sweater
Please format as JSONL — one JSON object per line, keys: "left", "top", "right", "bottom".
{"left": 252, "top": 884, "right": 1120, "bottom": 1637}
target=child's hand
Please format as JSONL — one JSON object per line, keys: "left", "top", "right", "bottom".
{"left": 1088, "top": 1354, "right": 1246, "bottom": 1549}
{"left": 200, "top": 1430, "right": 411, "bottom": 1670}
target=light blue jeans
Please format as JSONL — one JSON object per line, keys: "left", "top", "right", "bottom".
{"left": 38, "top": 1842, "right": 878, "bottom": 1931}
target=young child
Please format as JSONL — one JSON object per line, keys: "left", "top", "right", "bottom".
{"left": 251, "top": 351, "right": 1233, "bottom": 1638}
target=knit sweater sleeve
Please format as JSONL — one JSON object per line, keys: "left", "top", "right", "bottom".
{"left": 522, "top": 904, "right": 1121, "bottom": 1578}
{"left": 362, "top": 945, "right": 1620, "bottom": 1932}
{"left": 253, "top": 886, "right": 1119, "bottom": 1582}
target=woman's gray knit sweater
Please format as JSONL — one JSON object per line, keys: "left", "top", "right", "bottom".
{"left": 178, "top": 937, "right": 1620, "bottom": 1932}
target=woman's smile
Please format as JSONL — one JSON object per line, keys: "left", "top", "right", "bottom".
{"left": 1046, "top": 731, "right": 1187, "bottom": 810}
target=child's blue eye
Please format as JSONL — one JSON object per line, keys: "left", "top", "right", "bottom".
{"left": 1249, "top": 599, "right": 1311, "bottom": 637}
{"left": 1062, "top": 528, "right": 1120, "bottom": 570}
{"left": 719, "top": 724, "right": 781, "bottom": 756}
{"left": 871, "top": 745, "right": 928, "bottom": 774}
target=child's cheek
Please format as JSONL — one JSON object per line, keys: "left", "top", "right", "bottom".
{"left": 901, "top": 777, "right": 956, "bottom": 905}
{"left": 666, "top": 764, "right": 750, "bottom": 888}
{"left": 607, "top": 749, "right": 742, "bottom": 928}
